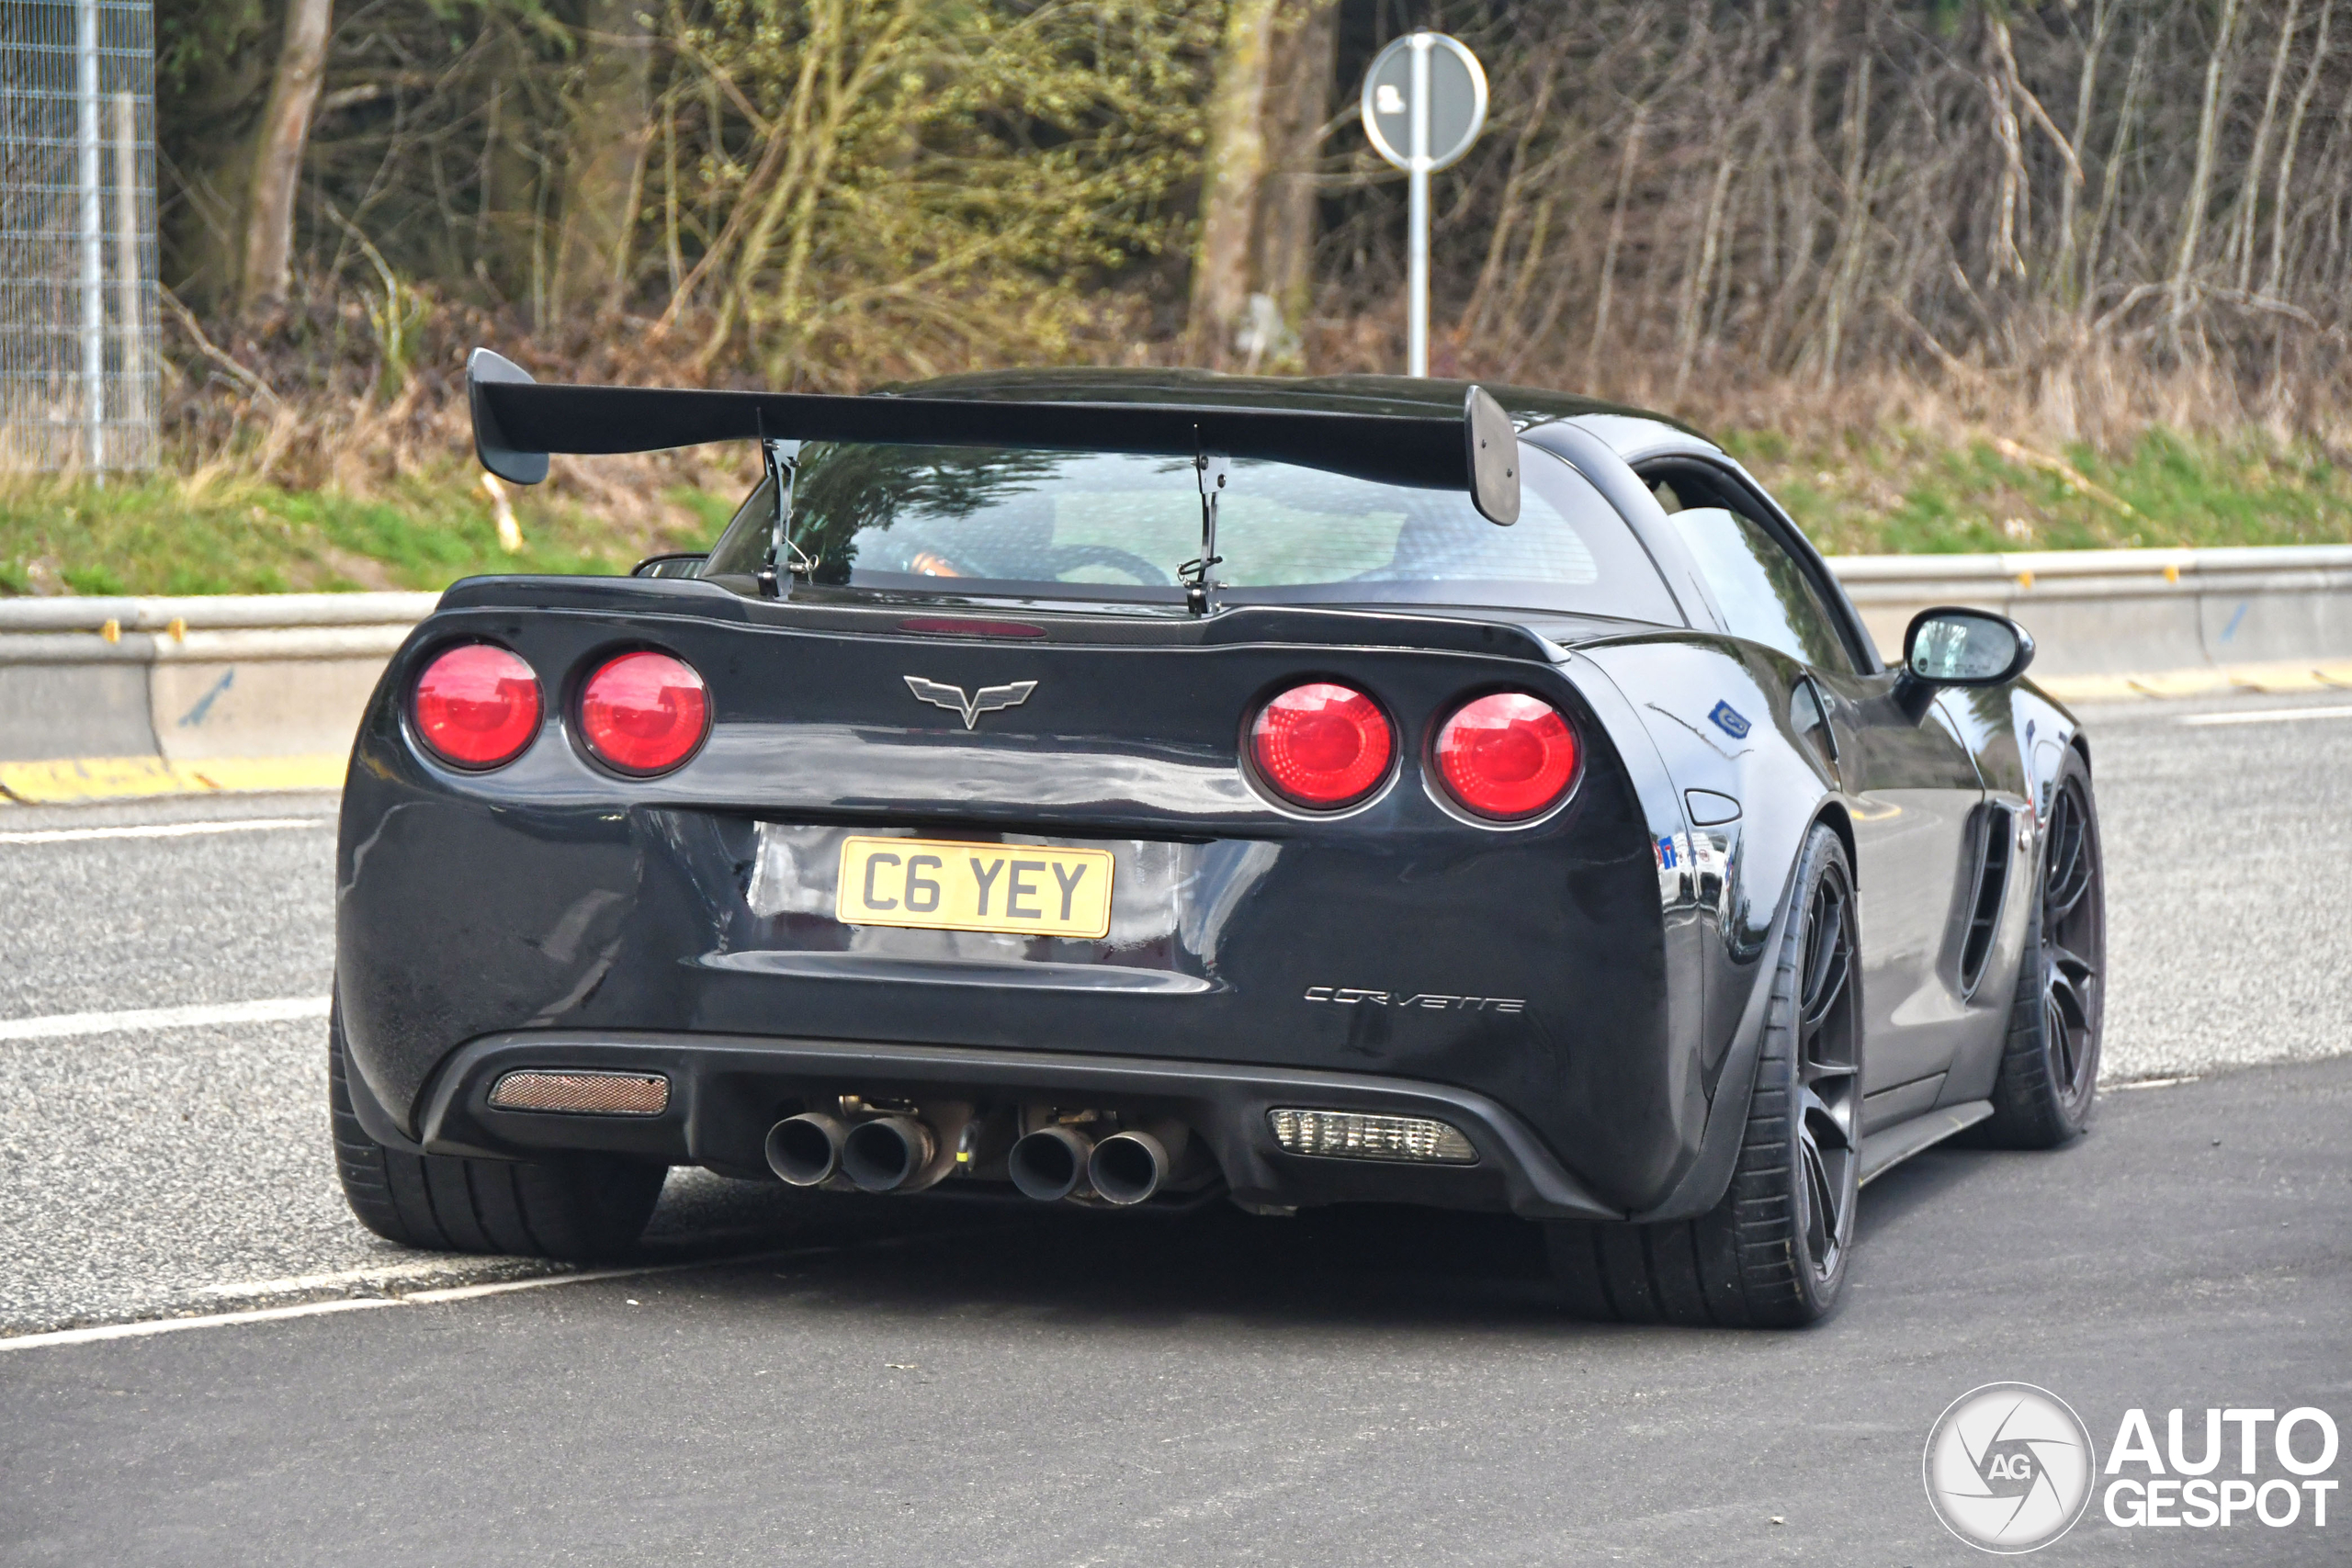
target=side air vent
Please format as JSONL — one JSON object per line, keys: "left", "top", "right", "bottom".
{"left": 1958, "top": 807, "right": 2014, "bottom": 996}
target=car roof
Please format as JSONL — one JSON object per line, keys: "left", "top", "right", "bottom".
{"left": 885, "top": 367, "right": 1714, "bottom": 463}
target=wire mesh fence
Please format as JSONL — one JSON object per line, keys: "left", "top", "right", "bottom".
{"left": 0, "top": 0, "right": 153, "bottom": 475}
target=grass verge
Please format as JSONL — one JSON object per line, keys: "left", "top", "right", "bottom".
{"left": 0, "top": 468, "right": 722, "bottom": 596}
{"left": 2, "top": 427, "right": 2346, "bottom": 597}
{"left": 1732, "top": 428, "right": 2351, "bottom": 555}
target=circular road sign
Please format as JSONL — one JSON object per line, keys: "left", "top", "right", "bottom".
{"left": 1361, "top": 32, "right": 1488, "bottom": 173}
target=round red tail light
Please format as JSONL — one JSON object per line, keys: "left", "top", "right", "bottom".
{"left": 1250, "top": 682, "right": 1393, "bottom": 808}
{"left": 1435, "top": 693, "right": 1577, "bottom": 819}
{"left": 412, "top": 643, "right": 540, "bottom": 770}
{"left": 580, "top": 651, "right": 709, "bottom": 774}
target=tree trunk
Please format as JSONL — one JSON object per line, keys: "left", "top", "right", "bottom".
{"left": 1249, "top": 0, "right": 1339, "bottom": 358}
{"left": 1188, "top": 0, "right": 1280, "bottom": 366}
{"left": 2266, "top": 0, "right": 2334, "bottom": 295}
{"left": 237, "top": 0, "right": 333, "bottom": 312}
{"left": 2167, "top": 0, "right": 2243, "bottom": 334}
{"left": 2230, "top": 0, "right": 2301, "bottom": 290}
{"left": 555, "top": 0, "right": 654, "bottom": 324}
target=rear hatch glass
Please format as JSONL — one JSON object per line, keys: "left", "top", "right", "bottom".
{"left": 704, "top": 442, "right": 1679, "bottom": 623}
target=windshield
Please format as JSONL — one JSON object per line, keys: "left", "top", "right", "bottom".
{"left": 703, "top": 441, "right": 1679, "bottom": 622}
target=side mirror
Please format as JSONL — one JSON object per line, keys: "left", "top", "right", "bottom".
{"left": 1905, "top": 607, "right": 2034, "bottom": 684}
{"left": 632, "top": 553, "right": 707, "bottom": 580}
{"left": 1894, "top": 607, "right": 2034, "bottom": 720}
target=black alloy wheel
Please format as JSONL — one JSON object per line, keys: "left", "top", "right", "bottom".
{"left": 1546, "top": 822, "right": 1861, "bottom": 1327}
{"left": 1984, "top": 752, "right": 2107, "bottom": 1145}
{"left": 2039, "top": 772, "right": 2104, "bottom": 1114}
{"left": 1793, "top": 853, "right": 1861, "bottom": 1288}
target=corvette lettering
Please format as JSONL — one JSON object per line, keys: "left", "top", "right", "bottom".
{"left": 1304, "top": 987, "right": 1524, "bottom": 1013}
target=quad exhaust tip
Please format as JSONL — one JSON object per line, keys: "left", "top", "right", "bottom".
{"left": 1009, "top": 1126, "right": 1093, "bottom": 1202}
{"left": 841, "top": 1115, "right": 935, "bottom": 1193}
{"left": 781, "top": 1111, "right": 1191, "bottom": 1202}
{"left": 765, "top": 1112, "right": 848, "bottom": 1187}
{"left": 1087, "top": 1130, "right": 1171, "bottom": 1206}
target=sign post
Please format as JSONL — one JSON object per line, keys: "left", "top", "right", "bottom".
{"left": 1361, "top": 32, "right": 1487, "bottom": 378}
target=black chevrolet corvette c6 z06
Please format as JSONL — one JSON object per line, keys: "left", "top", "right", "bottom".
{"left": 329, "top": 350, "right": 2106, "bottom": 1325}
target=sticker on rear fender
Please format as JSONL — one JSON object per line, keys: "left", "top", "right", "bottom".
{"left": 836, "top": 836, "right": 1114, "bottom": 939}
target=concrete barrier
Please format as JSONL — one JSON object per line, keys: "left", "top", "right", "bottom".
{"left": 3, "top": 547, "right": 2350, "bottom": 801}
{"left": 1828, "top": 545, "right": 2352, "bottom": 700}
{"left": 0, "top": 593, "right": 432, "bottom": 800}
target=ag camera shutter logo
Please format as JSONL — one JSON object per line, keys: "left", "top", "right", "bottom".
{"left": 1923, "top": 1382, "right": 2097, "bottom": 1552}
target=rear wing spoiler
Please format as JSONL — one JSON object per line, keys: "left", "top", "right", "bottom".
{"left": 465, "top": 347, "right": 1521, "bottom": 525}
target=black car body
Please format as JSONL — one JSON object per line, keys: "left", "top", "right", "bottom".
{"left": 332, "top": 357, "right": 2103, "bottom": 1323}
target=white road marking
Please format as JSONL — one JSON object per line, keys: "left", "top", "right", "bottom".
{"left": 0, "top": 995, "right": 331, "bottom": 1043}
{"left": 0, "top": 1297, "right": 400, "bottom": 1351}
{"left": 0, "top": 1251, "right": 797, "bottom": 1353}
{"left": 2178, "top": 705, "right": 2352, "bottom": 727}
{"left": 193, "top": 1257, "right": 539, "bottom": 1300}
{"left": 0, "top": 816, "right": 329, "bottom": 846}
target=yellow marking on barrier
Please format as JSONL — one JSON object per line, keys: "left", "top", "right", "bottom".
{"left": 0, "top": 753, "right": 345, "bottom": 804}
{"left": 2039, "top": 661, "right": 2352, "bottom": 703}
{"left": 179, "top": 755, "right": 346, "bottom": 794}
{"left": 98, "top": 618, "right": 120, "bottom": 644}
{"left": 2223, "top": 664, "right": 2333, "bottom": 694}
{"left": 0, "top": 757, "right": 187, "bottom": 802}
{"left": 2163, "top": 564, "right": 2180, "bottom": 583}
{"left": 2016, "top": 570, "right": 2034, "bottom": 590}
{"left": 2034, "top": 674, "right": 2146, "bottom": 703}
{"left": 2126, "top": 669, "right": 2233, "bottom": 697}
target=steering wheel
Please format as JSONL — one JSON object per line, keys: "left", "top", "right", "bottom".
{"left": 1045, "top": 544, "right": 1174, "bottom": 586}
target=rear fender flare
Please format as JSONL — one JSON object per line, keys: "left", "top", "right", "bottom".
{"left": 1555, "top": 648, "right": 1715, "bottom": 1146}
{"left": 1625, "top": 799, "right": 1841, "bottom": 1224}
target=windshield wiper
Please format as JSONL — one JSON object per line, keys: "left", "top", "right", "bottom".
{"left": 1177, "top": 445, "right": 1229, "bottom": 615}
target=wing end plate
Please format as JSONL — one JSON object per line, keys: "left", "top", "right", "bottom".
{"left": 469, "top": 347, "right": 549, "bottom": 485}
{"left": 1464, "top": 386, "right": 1521, "bottom": 525}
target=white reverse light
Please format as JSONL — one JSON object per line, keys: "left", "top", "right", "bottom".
{"left": 1268, "top": 1108, "right": 1476, "bottom": 1164}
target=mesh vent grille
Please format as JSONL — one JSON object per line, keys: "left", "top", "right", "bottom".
{"left": 488, "top": 1069, "right": 670, "bottom": 1116}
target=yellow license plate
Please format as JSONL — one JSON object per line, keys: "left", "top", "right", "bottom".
{"left": 836, "top": 837, "right": 1114, "bottom": 940}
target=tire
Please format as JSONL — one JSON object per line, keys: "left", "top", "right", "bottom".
{"left": 330, "top": 1010, "right": 666, "bottom": 1263}
{"left": 1980, "top": 749, "right": 2105, "bottom": 1147}
{"left": 1546, "top": 822, "right": 1862, "bottom": 1328}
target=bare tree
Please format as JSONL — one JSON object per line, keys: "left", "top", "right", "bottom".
{"left": 2167, "top": 0, "right": 2244, "bottom": 337}
{"left": 238, "top": 0, "right": 334, "bottom": 312}
{"left": 1189, "top": 0, "right": 1280, "bottom": 364}
{"left": 556, "top": 0, "right": 656, "bottom": 322}
{"left": 1251, "top": 0, "right": 1341, "bottom": 353}
{"left": 151, "top": 0, "right": 2352, "bottom": 446}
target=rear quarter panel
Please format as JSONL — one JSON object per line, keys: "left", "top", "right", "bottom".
{"left": 1576, "top": 633, "right": 1841, "bottom": 1082}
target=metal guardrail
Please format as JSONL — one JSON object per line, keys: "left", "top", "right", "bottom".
{"left": 1, "top": 549, "right": 2349, "bottom": 798}
{"left": 1829, "top": 545, "right": 2352, "bottom": 606}
{"left": 1827, "top": 544, "right": 2352, "bottom": 582}
{"left": 1822, "top": 546, "right": 2352, "bottom": 677}
{"left": 0, "top": 592, "right": 435, "bottom": 665}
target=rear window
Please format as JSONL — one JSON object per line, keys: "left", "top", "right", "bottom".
{"left": 705, "top": 442, "right": 1679, "bottom": 623}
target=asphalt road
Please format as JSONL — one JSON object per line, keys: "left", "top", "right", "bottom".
{"left": 1, "top": 691, "right": 2347, "bottom": 1562}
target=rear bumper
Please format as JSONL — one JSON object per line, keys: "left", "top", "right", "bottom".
{"left": 352, "top": 1030, "right": 1625, "bottom": 1223}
